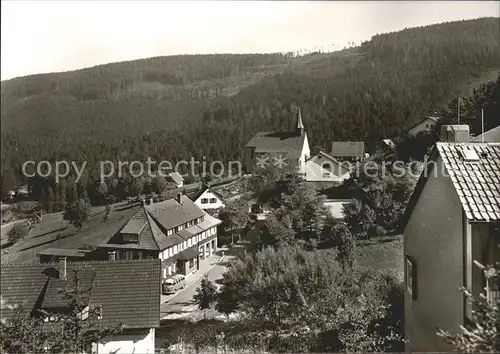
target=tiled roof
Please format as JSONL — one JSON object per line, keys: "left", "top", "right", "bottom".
{"left": 331, "top": 141, "right": 365, "bottom": 158}
{"left": 146, "top": 195, "right": 205, "bottom": 230}
{"left": 102, "top": 208, "right": 160, "bottom": 250}
{"left": 245, "top": 131, "right": 306, "bottom": 156}
{"left": 437, "top": 142, "right": 500, "bottom": 221}
{"left": 0, "top": 259, "right": 160, "bottom": 329}
{"left": 471, "top": 125, "right": 500, "bottom": 143}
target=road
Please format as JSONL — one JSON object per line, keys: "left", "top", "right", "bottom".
{"left": 160, "top": 232, "right": 255, "bottom": 320}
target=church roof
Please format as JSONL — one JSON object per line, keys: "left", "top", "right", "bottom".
{"left": 245, "top": 109, "right": 307, "bottom": 156}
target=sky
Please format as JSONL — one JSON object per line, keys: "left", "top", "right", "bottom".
{"left": 1, "top": 1, "right": 499, "bottom": 81}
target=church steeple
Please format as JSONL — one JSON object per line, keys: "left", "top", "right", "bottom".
{"left": 296, "top": 108, "right": 305, "bottom": 136}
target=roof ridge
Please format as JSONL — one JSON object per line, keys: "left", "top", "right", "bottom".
{"left": 144, "top": 210, "right": 161, "bottom": 251}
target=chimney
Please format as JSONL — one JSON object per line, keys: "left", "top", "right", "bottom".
{"left": 58, "top": 257, "right": 67, "bottom": 280}
{"left": 176, "top": 193, "right": 182, "bottom": 204}
{"left": 440, "top": 125, "right": 470, "bottom": 143}
{"left": 108, "top": 251, "right": 116, "bottom": 261}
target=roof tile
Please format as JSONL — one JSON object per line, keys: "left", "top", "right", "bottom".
{"left": 436, "top": 142, "right": 500, "bottom": 222}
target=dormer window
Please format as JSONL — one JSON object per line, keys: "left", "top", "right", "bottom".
{"left": 458, "top": 147, "right": 480, "bottom": 162}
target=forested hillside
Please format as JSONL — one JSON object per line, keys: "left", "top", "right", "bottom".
{"left": 1, "top": 17, "right": 499, "bottom": 201}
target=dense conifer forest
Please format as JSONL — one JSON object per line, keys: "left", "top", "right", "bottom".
{"left": 1, "top": 17, "right": 499, "bottom": 206}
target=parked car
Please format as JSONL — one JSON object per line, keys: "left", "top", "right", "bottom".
{"left": 162, "top": 274, "right": 186, "bottom": 295}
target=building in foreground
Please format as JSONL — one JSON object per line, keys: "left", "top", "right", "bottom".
{"left": 401, "top": 125, "right": 500, "bottom": 352}
{"left": 1, "top": 258, "right": 160, "bottom": 354}
{"left": 37, "top": 194, "right": 221, "bottom": 282}
{"left": 244, "top": 108, "right": 310, "bottom": 174}
{"left": 96, "top": 193, "right": 221, "bottom": 280}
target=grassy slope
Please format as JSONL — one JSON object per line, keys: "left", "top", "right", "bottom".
{"left": 0, "top": 202, "right": 139, "bottom": 264}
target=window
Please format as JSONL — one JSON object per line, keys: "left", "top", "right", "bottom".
{"left": 183, "top": 241, "right": 187, "bottom": 249}
{"left": 133, "top": 251, "right": 141, "bottom": 260}
{"left": 167, "top": 229, "right": 173, "bottom": 236}
{"left": 322, "top": 173, "right": 331, "bottom": 178}
{"left": 322, "top": 163, "right": 332, "bottom": 171}
{"left": 184, "top": 223, "right": 189, "bottom": 229}
{"left": 406, "top": 256, "right": 417, "bottom": 300}
{"left": 210, "top": 198, "right": 217, "bottom": 204}
{"left": 178, "top": 224, "right": 184, "bottom": 231}
{"left": 189, "top": 258, "right": 194, "bottom": 268}
{"left": 174, "top": 245, "right": 178, "bottom": 254}
{"left": 188, "top": 238, "right": 192, "bottom": 247}
{"left": 201, "top": 198, "right": 208, "bottom": 204}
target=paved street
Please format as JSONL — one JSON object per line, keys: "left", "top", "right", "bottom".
{"left": 160, "top": 235, "right": 254, "bottom": 320}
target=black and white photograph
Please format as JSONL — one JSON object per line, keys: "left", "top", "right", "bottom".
{"left": 1, "top": 1, "right": 499, "bottom": 353}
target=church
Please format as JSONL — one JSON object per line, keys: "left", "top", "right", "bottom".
{"left": 243, "top": 109, "right": 310, "bottom": 174}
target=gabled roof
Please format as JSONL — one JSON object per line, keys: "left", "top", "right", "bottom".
{"left": 146, "top": 195, "right": 205, "bottom": 231}
{"left": 401, "top": 142, "right": 500, "bottom": 230}
{"left": 167, "top": 172, "right": 184, "bottom": 184}
{"left": 102, "top": 208, "right": 160, "bottom": 250}
{"left": 331, "top": 141, "right": 365, "bottom": 158}
{"left": 100, "top": 196, "right": 220, "bottom": 251}
{"left": 471, "top": 125, "right": 500, "bottom": 143}
{"left": 245, "top": 131, "right": 307, "bottom": 157}
{"left": 0, "top": 259, "right": 161, "bottom": 329}
{"left": 304, "top": 151, "right": 351, "bottom": 177}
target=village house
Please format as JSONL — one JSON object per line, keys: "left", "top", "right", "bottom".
{"left": 1, "top": 258, "right": 160, "bottom": 354}
{"left": 299, "top": 151, "right": 351, "bottom": 189}
{"left": 166, "top": 172, "right": 184, "bottom": 189}
{"left": 189, "top": 185, "right": 226, "bottom": 217}
{"left": 36, "top": 193, "right": 221, "bottom": 284}
{"left": 244, "top": 108, "right": 310, "bottom": 174}
{"left": 330, "top": 141, "right": 365, "bottom": 163}
{"left": 401, "top": 124, "right": 500, "bottom": 352}
{"left": 408, "top": 116, "right": 440, "bottom": 137}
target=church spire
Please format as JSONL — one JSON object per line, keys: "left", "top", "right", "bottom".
{"left": 296, "top": 108, "right": 305, "bottom": 136}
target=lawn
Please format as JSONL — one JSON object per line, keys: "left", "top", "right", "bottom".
{"left": 318, "top": 234, "right": 404, "bottom": 280}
